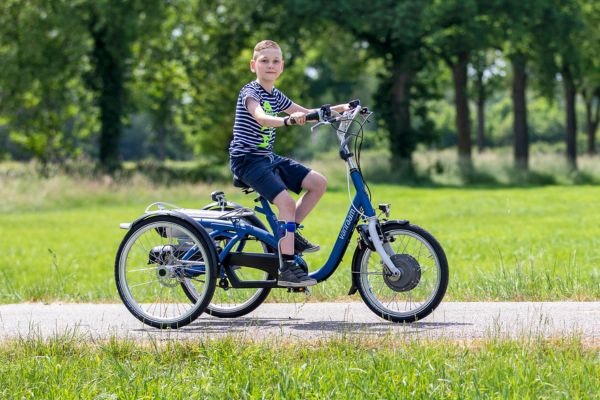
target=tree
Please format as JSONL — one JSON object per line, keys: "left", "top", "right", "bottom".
{"left": 0, "top": 0, "right": 167, "bottom": 171}
{"left": 0, "top": 0, "right": 94, "bottom": 168}
{"left": 424, "top": 0, "right": 495, "bottom": 170}
{"left": 469, "top": 50, "right": 505, "bottom": 153}
{"left": 288, "top": 0, "right": 432, "bottom": 175}
{"left": 579, "top": 0, "right": 600, "bottom": 155}
{"left": 494, "top": 0, "right": 549, "bottom": 170}
{"left": 77, "top": 0, "right": 166, "bottom": 172}
{"left": 534, "top": 0, "right": 584, "bottom": 169}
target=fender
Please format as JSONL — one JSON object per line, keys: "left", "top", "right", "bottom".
{"left": 128, "top": 210, "right": 218, "bottom": 261}
{"left": 347, "top": 219, "right": 410, "bottom": 296}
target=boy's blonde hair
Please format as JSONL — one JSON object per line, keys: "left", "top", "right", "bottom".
{"left": 252, "top": 40, "right": 282, "bottom": 60}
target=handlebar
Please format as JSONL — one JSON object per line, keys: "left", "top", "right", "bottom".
{"left": 309, "top": 99, "right": 369, "bottom": 132}
{"left": 305, "top": 99, "right": 372, "bottom": 164}
{"left": 289, "top": 99, "right": 363, "bottom": 125}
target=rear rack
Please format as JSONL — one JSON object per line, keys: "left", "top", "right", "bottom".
{"left": 144, "top": 202, "right": 255, "bottom": 219}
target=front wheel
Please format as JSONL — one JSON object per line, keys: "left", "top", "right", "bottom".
{"left": 352, "top": 222, "right": 448, "bottom": 323}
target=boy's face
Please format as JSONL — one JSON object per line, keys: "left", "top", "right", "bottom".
{"left": 250, "top": 47, "right": 284, "bottom": 83}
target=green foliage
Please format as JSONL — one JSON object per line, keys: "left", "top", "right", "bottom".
{"left": 425, "top": 0, "right": 492, "bottom": 60}
{"left": 312, "top": 1, "right": 436, "bottom": 168}
{"left": 0, "top": 0, "right": 599, "bottom": 174}
{"left": 0, "top": 0, "right": 96, "bottom": 166}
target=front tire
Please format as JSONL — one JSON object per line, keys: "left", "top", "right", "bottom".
{"left": 352, "top": 222, "right": 448, "bottom": 323}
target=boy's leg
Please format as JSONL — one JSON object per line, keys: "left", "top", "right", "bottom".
{"left": 292, "top": 170, "right": 326, "bottom": 254}
{"left": 272, "top": 190, "right": 296, "bottom": 255}
{"left": 272, "top": 189, "right": 317, "bottom": 287}
{"left": 295, "top": 170, "right": 327, "bottom": 223}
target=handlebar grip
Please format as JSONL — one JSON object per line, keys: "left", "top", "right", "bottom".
{"left": 305, "top": 111, "right": 320, "bottom": 122}
{"left": 349, "top": 99, "right": 360, "bottom": 109}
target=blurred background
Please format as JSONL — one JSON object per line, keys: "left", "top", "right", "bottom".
{"left": 1, "top": 0, "right": 599, "bottom": 184}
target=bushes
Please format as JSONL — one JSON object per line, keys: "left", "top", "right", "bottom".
{"left": 125, "top": 159, "right": 230, "bottom": 185}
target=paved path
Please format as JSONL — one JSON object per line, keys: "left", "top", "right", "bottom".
{"left": 1, "top": 302, "right": 599, "bottom": 342}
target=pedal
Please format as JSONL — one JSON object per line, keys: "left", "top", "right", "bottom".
{"left": 218, "top": 278, "right": 229, "bottom": 290}
{"left": 287, "top": 287, "right": 311, "bottom": 295}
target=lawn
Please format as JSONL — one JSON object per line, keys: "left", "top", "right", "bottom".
{"left": 1, "top": 169, "right": 599, "bottom": 303}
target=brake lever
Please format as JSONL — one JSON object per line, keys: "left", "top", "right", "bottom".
{"left": 310, "top": 121, "right": 327, "bottom": 132}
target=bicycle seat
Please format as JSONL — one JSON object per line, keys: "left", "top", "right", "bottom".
{"left": 232, "top": 175, "right": 255, "bottom": 194}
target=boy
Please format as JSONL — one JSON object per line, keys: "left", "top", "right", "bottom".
{"left": 229, "top": 39, "right": 348, "bottom": 287}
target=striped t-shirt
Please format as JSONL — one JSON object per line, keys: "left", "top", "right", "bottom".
{"left": 229, "top": 81, "right": 293, "bottom": 157}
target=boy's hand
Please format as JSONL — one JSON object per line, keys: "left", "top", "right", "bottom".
{"left": 289, "top": 112, "right": 306, "bottom": 126}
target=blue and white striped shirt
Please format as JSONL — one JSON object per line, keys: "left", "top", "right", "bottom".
{"left": 229, "top": 81, "right": 293, "bottom": 157}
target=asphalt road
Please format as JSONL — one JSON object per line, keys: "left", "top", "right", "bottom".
{"left": 1, "top": 302, "right": 599, "bottom": 342}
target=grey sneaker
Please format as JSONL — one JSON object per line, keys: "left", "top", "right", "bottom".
{"left": 294, "top": 231, "right": 320, "bottom": 253}
{"left": 278, "top": 259, "right": 317, "bottom": 287}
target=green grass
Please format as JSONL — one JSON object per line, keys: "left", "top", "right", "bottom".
{"left": 1, "top": 335, "right": 598, "bottom": 399}
{"left": 1, "top": 161, "right": 600, "bottom": 303}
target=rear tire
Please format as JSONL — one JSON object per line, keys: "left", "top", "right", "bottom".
{"left": 190, "top": 203, "right": 273, "bottom": 318}
{"left": 115, "top": 215, "right": 217, "bottom": 329}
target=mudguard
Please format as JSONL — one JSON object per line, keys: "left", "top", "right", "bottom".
{"left": 347, "top": 219, "right": 410, "bottom": 296}
{"left": 127, "top": 210, "right": 218, "bottom": 261}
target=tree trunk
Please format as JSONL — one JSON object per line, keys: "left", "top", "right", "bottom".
{"left": 475, "top": 70, "right": 485, "bottom": 153}
{"left": 583, "top": 90, "right": 600, "bottom": 155}
{"left": 563, "top": 67, "right": 577, "bottom": 169}
{"left": 385, "top": 58, "right": 415, "bottom": 176}
{"left": 89, "top": 11, "right": 125, "bottom": 173}
{"left": 511, "top": 56, "right": 529, "bottom": 170}
{"left": 451, "top": 52, "right": 472, "bottom": 167}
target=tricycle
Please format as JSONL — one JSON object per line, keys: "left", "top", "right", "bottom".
{"left": 114, "top": 100, "right": 449, "bottom": 329}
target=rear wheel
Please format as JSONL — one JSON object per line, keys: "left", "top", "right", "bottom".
{"left": 183, "top": 232, "right": 273, "bottom": 318}
{"left": 353, "top": 222, "right": 448, "bottom": 323}
{"left": 186, "top": 203, "right": 273, "bottom": 318}
{"left": 115, "top": 215, "right": 217, "bottom": 329}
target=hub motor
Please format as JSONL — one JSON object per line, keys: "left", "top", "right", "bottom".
{"left": 383, "top": 253, "right": 421, "bottom": 292}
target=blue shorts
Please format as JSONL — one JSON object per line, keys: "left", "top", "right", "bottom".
{"left": 230, "top": 154, "right": 311, "bottom": 202}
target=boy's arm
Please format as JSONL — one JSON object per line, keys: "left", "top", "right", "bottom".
{"left": 331, "top": 103, "right": 350, "bottom": 113}
{"left": 248, "top": 99, "right": 351, "bottom": 128}
{"left": 246, "top": 98, "right": 288, "bottom": 127}
{"left": 247, "top": 100, "right": 310, "bottom": 126}
{"left": 285, "top": 102, "right": 350, "bottom": 116}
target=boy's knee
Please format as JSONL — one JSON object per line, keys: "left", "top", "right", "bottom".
{"left": 273, "top": 191, "right": 295, "bottom": 211}
{"left": 318, "top": 173, "right": 327, "bottom": 190}
{"left": 304, "top": 171, "right": 327, "bottom": 193}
